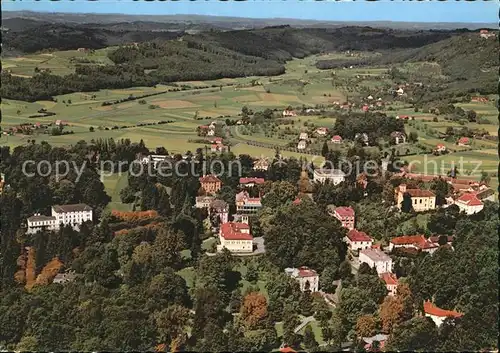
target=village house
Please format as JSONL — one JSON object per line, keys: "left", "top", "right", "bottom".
{"left": 388, "top": 235, "right": 439, "bottom": 254}
{"left": 313, "top": 168, "right": 346, "bottom": 185}
{"left": 315, "top": 127, "right": 328, "bottom": 136}
{"left": 345, "top": 229, "right": 373, "bottom": 252}
{"left": 253, "top": 157, "right": 270, "bottom": 171}
{"left": 362, "top": 334, "right": 388, "bottom": 352}
{"left": 27, "top": 204, "right": 93, "bottom": 234}
{"left": 199, "top": 175, "right": 222, "bottom": 195}
{"left": 435, "top": 143, "right": 447, "bottom": 153}
{"left": 53, "top": 271, "right": 76, "bottom": 284}
{"left": 455, "top": 192, "right": 485, "bottom": 215}
{"left": 282, "top": 109, "right": 297, "bottom": 117}
{"left": 209, "top": 137, "right": 223, "bottom": 144}
{"left": 332, "top": 206, "right": 355, "bottom": 230}
{"left": 359, "top": 248, "right": 393, "bottom": 275}
{"left": 395, "top": 184, "right": 436, "bottom": 212}
{"left": 218, "top": 222, "right": 253, "bottom": 253}
{"left": 239, "top": 177, "right": 265, "bottom": 188}
{"left": 284, "top": 266, "right": 319, "bottom": 292}
{"left": 195, "top": 195, "right": 214, "bottom": 209}
{"left": 458, "top": 137, "right": 470, "bottom": 146}
{"left": 141, "top": 154, "right": 168, "bottom": 168}
{"left": 362, "top": 105, "right": 369, "bottom": 112}
{"left": 424, "top": 300, "right": 463, "bottom": 327}
{"left": 297, "top": 140, "right": 307, "bottom": 150}
{"left": 395, "top": 115, "right": 410, "bottom": 120}
{"left": 299, "top": 132, "right": 309, "bottom": 140}
{"left": 396, "top": 87, "right": 405, "bottom": 96}
{"left": 210, "top": 144, "right": 229, "bottom": 153}
{"left": 380, "top": 272, "right": 398, "bottom": 296}
{"left": 207, "top": 129, "right": 215, "bottom": 137}
{"left": 210, "top": 199, "right": 229, "bottom": 224}
{"left": 235, "top": 191, "right": 262, "bottom": 214}
{"left": 331, "top": 135, "right": 343, "bottom": 144}
{"left": 479, "top": 29, "right": 496, "bottom": 39}
{"left": 391, "top": 131, "right": 406, "bottom": 145}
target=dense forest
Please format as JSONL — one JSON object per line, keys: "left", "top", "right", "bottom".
{"left": 1, "top": 26, "right": 457, "bottom": 102}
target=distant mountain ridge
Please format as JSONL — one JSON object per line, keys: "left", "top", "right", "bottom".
{"left": 2, "top": 10, "right": 496, "bottom": 30}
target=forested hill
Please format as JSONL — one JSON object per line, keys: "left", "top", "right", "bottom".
{"left": 316, "top": 32, "right": 499, "bottom": 98}
{"left": 0, "top": 26, "right": 468, "bottom": 102}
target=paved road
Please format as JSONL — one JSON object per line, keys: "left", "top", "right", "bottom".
{"left": 294, "top": 316, "right": 315, "bottom": 334}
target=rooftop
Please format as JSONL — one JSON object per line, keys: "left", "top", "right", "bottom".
{"left": 199, "top": 174, "right": 222, "bottom": 184}
{"left": 239, "top": 177, "right": 265, "bottom": 185}
{"left": 28, "top": 215, "right": 56, "bottom": 222}
{"left": 220, "top": 222, "right": 253, "bottom": 241}
{"left": 424, "top": 301, "right": 463, "bottom": 318}
{"left": 380, "top": 272, "right": 398, "bottom": 286}
{"left": 335, "top": 206, "right": 355, "bottom": 218}
{"left": 52, "top": 204, "right": 92, "bottom": 213}
{"left": 403, "top": 188, "right": 436, "bottom": 198}
{"left": 347, "top": 229, "right": 372, "bottom": 242}
{"left": 359, "top": 248, "right": 391, "bottom": 262}
{"left": 456, "top": 193, "right": 483, "bottom": 206}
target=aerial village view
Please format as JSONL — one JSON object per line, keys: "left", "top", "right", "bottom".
{"left": 0, "top": 0, "right": 498, "bottom": 352}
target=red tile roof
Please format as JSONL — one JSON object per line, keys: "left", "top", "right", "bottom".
{"left": 456, "top": 193, "right": 483, "bottom": 206}
{"left": 292, "top": 197, "right": 302, "bottom": 205}
{"left": 280, "top": 346, "right": 296, "bottom": 353}
{"left": 391, "top": 235, "right": 438, "bottom": 250}
{"left": 347, "top": 229, "right": 372, "bottom": 242}
{"left": 380, "top": 272, "right": 398, "bottom": 286}
{"left": 199, "top": 175, "right": 221, "bottom": 183}
{"left": 335, "top": 206, "right": 355, "bottom": 218}
{"left": 405, "top": 188, "right": 435, "bottom": 198}
{"left": 436, "top": 143, "right": 446, "bottom": 149}
{"left": 297, "top": 266, "right": 318, "bottom": 278}
{"left": 458, "top": 137, "right": 470, "bottom": 144}
{"left": 239, "top": 177, "right": 265, "bottom": 185}
{"left": 331, "top": 135, "right": 343, "bottom": 141}
{"left": 220, "top": 222, "right": 253, "bottom": 240}
{"left": 424, "top": 301, "right": 463, "bottom": 318}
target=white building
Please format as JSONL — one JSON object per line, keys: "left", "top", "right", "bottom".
{"left": 313, "top": 168, "right": 346, "bottom": 185}
{"left": 217, "top": 222, "right": 253, "bottom": 253}
{"left": 380, "top": 272, "right": 398, "bottom": 296}
{"left": 359, "top": 248, "right": 393, "bottom": 275}
{"left": 455, "top": 193, "right": 484, "bottom": 215}
{"left": 345, "top": 229, "right": 373, "bottom": 252}
{"left": 195, "top": 196, "right": 214, "bottom": 209}
{"left": 299, "top": 132, "right": 309, "bottom": 140}
{"left": 27, "top": 204, "right": 93, "bottom": 234}
{"left": 284, "top": 266, "right": 319, "bottom": 292}
{"left": 297, "top": 140, "right": 307, "bottom": 150}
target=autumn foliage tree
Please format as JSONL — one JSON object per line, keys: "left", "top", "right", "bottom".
{"left": 240, "top": 292, "right": 268, "bottom": 330}
{"left": 35, "top": 257, "right": 63, "bottom": 285}
{"left": 24, "top": 247, "right": 36, "bottom": 290}
{"left": 379, "top": 283, "right": 416, "bottom": 333}
{"left": 356, "top": 314, "right": 377, "bottom": 338}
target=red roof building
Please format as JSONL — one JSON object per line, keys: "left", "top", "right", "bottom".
{"left": 280, "top": 346, "right": 297, "bottom": 353}
{"left": 331, "top": 135, "right": 343, "bottom": 143}
{"left": 333, "top": 206, "right": 355, "bottom": 230}
{"left": 218, "top": 222, "right": 253, "bottom": 253}
{"left": 199, "top": 175, "right": 222, "bottom": 195}
{"left": 424, "top": 300, "right": 463, "bottom": 327}
{"left": 458, "top": 137, "right": 470, "bottom": 146}
{"left": 239, "top": 177, "right": 265, "bottom": 186}
{"left": 380, "top": 272, "right": 399, "bottom": 296}
{"left": 345, "top": 229, "right": 373, "bottom": 252}
{"left": 389, "top": 235, "right": 439, "bottom": 254}
{"left": 435, "top": 143, "right": 446, "bottom": 152}
{"left": 455, "top": 192, "right": 484, "bottom": 215}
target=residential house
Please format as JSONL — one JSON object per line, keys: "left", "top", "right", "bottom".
{"left": 299, "top": 132, "right": 309, "bottom": 140}
{"left": 313, "top": 168, "right": 346, "bottom": 185}
{"left": 458, "top": 137, "right": 470, "bottom": 146}
{"left": 380, "top": 272, "right": 398, "bottom": 296}
{"left": 331, "top": 135, "right": 343, "bottom": 144}
{"left": 217, "top": 222, "right": 253, "bottom": 253}
{"left": 388, "top": 235, "right": 439, "bottom": 254}
{"left": 395, "top": 184, "right": 436, "bottom": 212}
{"left": 345, "top": 229, "right": 373, "bottom": 252}
{"left": 284, "top": 266, "right": 319, "bottom": 292}
{"left": 396, "top": 115, "right": 409, "bottom": 120}
{"left": 235, "top": 191, "right": 262, "bottom": 214}
{"left": 195, "top": 196, "right": 214, "bottom": 209}
{"left": 359, "top": 248, "right": 393, "bottom": 275}
{"left": 367, "top": 95, "right": 374, "bottom": 100}
{"left": 362, "top": 334, "right": 388, "bottom": 352}
{"left": 207, "top": 129, "right": 215, "bottom": 137}
{"left": 391, "top": 131, "right": 406, "bottom": 144}
{"left": 239, "top": 177, "right": 265, "bottom": 188}
{"left": 362, "top": 105, "right": 369, "bottom": 112}
{"left": 315, "top": 127, "right": 328, "bottom": 136}
{"left": 297, "top": 140, "right": 307, "bottom": 150}
{"left": 27, "top": 204, "right": 93, "bottom": 234}
{"left": 479, "top": 29, "right": 496, "bottom": 39}
{"left": 435, "top": 143, "right": 447, "bottom": 153}
{"left": 396, "top": 88, "right": 405, "bottom": 95}
{"left": 279, "top": 346, "right": 297, "bottom": 353}
{"left": 199, "top": 175, "right": 222, "bottom": 195}
{"left": 210, "top": 137, "right": 223, "bottom": 144}
{"left": 253, "top": 157, "right": 270, "bottom": 171}
{"left": 210, "top": 199, "right": 229, "bottom": 224}
{"left": 333, "top": 206, "right": 355, "bottom": 230}
{"left": 455, "top": 192, "right": 484, "bottom": 215}
{"left": 53, "top": 271, "right": 76, "bottom": 284}
{"left": 210, "top": 144, "right": 229, "bottom": 153}
{"left": 283, "top": 109, "right": 297, "bottom": 117}
{"left": 471, "top": 96, "right": 489, "bottom": 103}
{"left": 424, "top": 300, "right": 463, "bottom": 327}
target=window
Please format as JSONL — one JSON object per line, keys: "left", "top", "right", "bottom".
{"left": 419, "top": 199, "right": 422, "bottom": 204}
